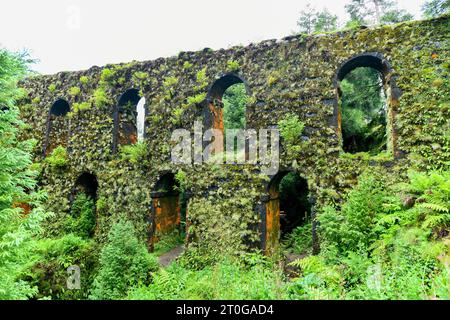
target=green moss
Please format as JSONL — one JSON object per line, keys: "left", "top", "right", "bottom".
{"left": 79, "top": 76, "right": 90, "bottom": 85}
{"left": 92, "top": 88, "right": 110, "bottom": 107}
{"left": 227, "top": 59, "right": 240, "bottom": 71}
{"left": 32, "top": 96, "right": 41, "bottom": 104}
{"left": 267, "top": 71, "right": 280, "bottom": 86}
{"left": 132, "top": 71, "right": 148, "bottom": 82}
{"left": 69, "top": 86, "right": 81, "bottom": 97}
{"left": 48, "top": 83, "right": 56, "bottom": 92}
{"left": 183, "top": 61, "right": 193, "bottom": 70}
{"left": 72, "top": 101, "right": 92, "bottom": 114}
{"left": 195, "top": 67, "right": 208, "bottom": 90}
{"left": 100, "top": 68, "right": 116, "bottom": 84}
{"left": 163, "top": 76, "right": 179, "bottom": 88}
{"left": 45, "top": 146, "right": 68, "bottom": 169}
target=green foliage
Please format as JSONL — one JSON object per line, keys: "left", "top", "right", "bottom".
{"left": 65, "top": 192, "right": 96, "bottom": 238}
{"left": 0, "top": 48, "right": 49, "bottom": 299}
{"left": 182, "top": 61, "right": 193, "bottom": 70}
{"left": 345, "top": 0, "right": 412, "bottom": 26}
{"left": 48, "top": 83, "right": 56, "bottom": 92}
{"left": 422, "top": 0, "right": 450, "bottom": 18}
{"left": 92, "top": 88, "right": 110, "bottom": 107}
{"left": 153, "top": 230, "right": 184, "bottom": 256}
{"left": 267, "top": 71, "right": 280, "bottom": 86}
{"left": 79, "top": 76, "right": 89, "bottom": 85}
{"left": 100, "top": 68, "right": 116, "bottom": 83}
{"left": 90, "top": 219, "right": 159, "bottom": 300}
{"left": 380, "top": 10, "right": 414, "bottom": 24}
{"left": 28, "top": 234, "right": 97, "bottom": 300}
{"left": 132, "top": 71, "right": 148, "bottom": 82}
{"left": 119, "top": 142, "right": 148, "bottom": 164}
{"left": 282, "top": 222, "right": 313, "bottom": 254}
{"left": 340, "top": 67, "right": 387, "bottom": 154}
{"left": 319, "top": 170, "right": 387, "bottom": 253}
{"left": 223, "top": 83, "right": 247, "bottom": 131}
{"left": 71, "top": 101, "right": 91, "bottom": 115}
{"left": 186, "top": 92, "right": 206, "bottom": 106}
{"left": 128, "top": 255, "right": 286, "bottom": 300}
{"left": 44, "top": 146, "right": 68, "bottom": 169}
{"left": 278, "top": 114, "right": 305, "bottom": 145}
{"left": 227, "top": 59, "right": 240, "bottom": 71}
{"left": 69, "top": 86, "right": 81, "bottom": 97}
{"left": 195, "top": 67, "right": 208, "bottom": 90}
{"left": 163, "top": 76, "right": 178, "bottom": 88}
{"left": 297, "top": 4, "right": 338, "bottom": 34}
{"left": 298, "top": 169, "right": 450, "bottom": 300}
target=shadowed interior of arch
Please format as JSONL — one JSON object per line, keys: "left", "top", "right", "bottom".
{"left": 150, "top": 173, "right": 187, "bottom": 251}
{"left": 50, "top": 99, "right": 70, "bottom": 116}
{"left": 265, "top": 172, "right": 310, "bottom": 253}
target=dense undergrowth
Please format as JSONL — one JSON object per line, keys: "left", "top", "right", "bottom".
{"left": 121, "top": 169, "right": 449, "bottom": 300}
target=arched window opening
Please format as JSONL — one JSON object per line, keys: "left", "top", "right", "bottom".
{"left": 150, "top": 173, "right": 186, "bottom": 253}
{"left": 69, "top": 173, "right": 98, "bottom": 238}
{"left": 50, "top": 99, "right": 70, "bottom": 116}
{"left": 114, "top": 88, "right": 143, "bottom": 152}
{"left": 44, "top": 99, "right": 71, "bottom": 156}
{"left": 336, "top": 53, "right": 396, "bottom": 155}
{"left": 264, "top": 172, "right": 310, "bottom": 254}
{"left": 205, "top": 73, "right": 249, "bottom": 155}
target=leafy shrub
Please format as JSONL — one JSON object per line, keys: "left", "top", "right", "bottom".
{"left": 282, "top": 222, "right": 313, "bottom": 254}
{"left": 65, "top": 192, "right": 96, "bottom": 238}
{"left": 227, "top": 60, "right": 240, "bottom": 71}
{"left": 128, "top": 255, "right": 286, "bottom": 300}
{"left": 45, "top": 146, "right": 68, "bottom": 169}
{"left": 69, "top": 86, "right": 81, "bottom": 97}
{"left": 79, "top": 76, "right": 89, "bottom": 85}
{"left": 89, "top": 219, "right": 159, "bottom": 300}
{"left": 278, "top": 114, "right": 305, "bottom": 146}
{"left": 27, "top": 234, "right": 97, "bottom": 300}
{"left": 119, "top": 142, "right": 148, "bottom": 164}
{"left": 92, "top": 88, "right": 110, "bottom": 107}
{"left": 318, "top": 170, "right": 387, "bottom": 253}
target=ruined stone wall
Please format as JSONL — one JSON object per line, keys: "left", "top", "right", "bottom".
{"left": 18, "top": 16, "right": 449, "bottom": 255}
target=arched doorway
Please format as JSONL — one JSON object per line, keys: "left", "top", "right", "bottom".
{"left": 264, "top": 171, "right": 311, "bottom": 254}
{"left": 149, "top": 172, "right": 186, "bottom": 251}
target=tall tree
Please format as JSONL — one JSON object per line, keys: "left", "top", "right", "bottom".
{"left": 297, "top": 4, "right": 338, "bottom": 34}
{"left": 345, "top": 0, "right": 412, "bottom": 25}
{"left": 315, "top": 8, "right": 339, "bottom": 32}
{"left": 0, "top": 49, "right": 46, "bottom": 299}
{"left": 422, "top": 0, "right": 450, "bottom": 18}
{"left": 297, "top": 3, "right": 317, "bottom": 34}
{"left": 340, "top": 67, "right": 387, "bottom": 153}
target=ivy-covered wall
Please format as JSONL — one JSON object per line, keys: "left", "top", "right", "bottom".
{"left": 18, "top": 16, "right": 449, "bottom": 256}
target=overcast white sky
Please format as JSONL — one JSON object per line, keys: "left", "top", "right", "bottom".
{"left": 0, "top": 0, "right": 426, "bottom": 74}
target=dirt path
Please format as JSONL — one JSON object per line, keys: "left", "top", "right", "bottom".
{"left": 158, "top": 245, "right": 185, "bottom": 267}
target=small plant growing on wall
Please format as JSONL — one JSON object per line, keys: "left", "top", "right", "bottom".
{"left": 44, "top": 146, "right": 68, "bottom": 169}
{"left": 227, "top": 59, "right": 240, "bottom": 72}
{"left": 119, "top": 142, "right": 148, "bottom": 164}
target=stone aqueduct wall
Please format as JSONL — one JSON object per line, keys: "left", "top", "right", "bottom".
{"left": 18, "top": 16, "right": 449, "bottom": 255}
